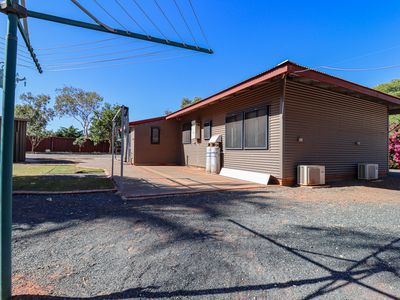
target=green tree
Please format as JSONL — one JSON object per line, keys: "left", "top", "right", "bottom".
{"left": 90, "top": 103, "right": 121, "bottom": 152}
{"left": 55, "top": 126, "right": 83, "bottom": 139}
{"left": 375, "top": 80, "right": 400, "bottom": 129}
{"left": 180, "top": 96, "right": 202, "bottom": 108}
{"left": 55, "top": 86, "right": 103, "bottom": 138}
{"left": 15, "top": 92, "right": 54, "bottom": 152}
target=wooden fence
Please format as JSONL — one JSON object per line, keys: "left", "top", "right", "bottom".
{"left": 26, "top": 136, "right": 110, "bottom": 153}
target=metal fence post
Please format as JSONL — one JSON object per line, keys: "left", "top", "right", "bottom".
{"left": 1, "top": 3, "right": 19, "bottom": 298}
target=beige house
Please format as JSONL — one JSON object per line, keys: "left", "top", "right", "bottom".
{"left": 129, "top": 61, "right": 400, "bottom": 185}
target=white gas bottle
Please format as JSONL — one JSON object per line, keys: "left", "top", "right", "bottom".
{"left": 210, "top": 146, "right": 221, "bottom": 174}
{"left": 206, "top": 146, "right": 212, "bottom": 173}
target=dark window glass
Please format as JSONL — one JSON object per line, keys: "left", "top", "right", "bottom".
{"left": 151, "top": 127, "right": 160, "bottom": 144}
{"left": 244, "top": 107, "right": 268, "bottom": 148}
{"left": 182, "top": 122, "right": 191, "bottom": 144}
{"left": 225, "top": 113, "right": 243, "bottom": 149}
{"left": 204, "top": 120, "right": 212, "bottom": 140}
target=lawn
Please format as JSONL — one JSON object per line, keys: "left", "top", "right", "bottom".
{"left": 13, "top": 164, "right": 114, "bottom": 192}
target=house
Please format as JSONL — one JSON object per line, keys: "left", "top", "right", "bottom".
{"left": 129, "top": 61, "right": 400, "bottom": 185}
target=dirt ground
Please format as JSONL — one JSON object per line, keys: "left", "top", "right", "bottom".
{"left": 11, "top": 174, "right": 400, "bottom": 299}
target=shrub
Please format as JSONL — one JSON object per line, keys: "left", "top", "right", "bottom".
{"left": 389, "top": 129, "right": 400, "bottom": 169}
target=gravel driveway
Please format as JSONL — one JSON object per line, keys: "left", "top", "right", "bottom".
{"left": 12, "top": 182, "right": 400, "bottom": 299}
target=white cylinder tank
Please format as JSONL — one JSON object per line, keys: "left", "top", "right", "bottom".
{"left": 210, "top": 146, "right": 221, "bottom": 174}
{"left": 206, "top": 146, "right": 212, "bottom": 173}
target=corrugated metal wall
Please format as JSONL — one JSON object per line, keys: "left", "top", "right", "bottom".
{"left": 0, "top": 118, "right": 27, "bottom": 162}
{"left": 179, "top": 80, "right": 283, "bottom": 178}
{"left": 283, "top": 80, "right": 389, "bottom": 182}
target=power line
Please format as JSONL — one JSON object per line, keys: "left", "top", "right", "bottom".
{"left": 131, "top": 0, "right": 169, "bottom": 41}
{"left": 319, "top": 64, "right": 400, "bottom": 72}
{"left": 114, "top": 0, "right": 149, "bottom": 37}
{"left": 45, "top": 52, "right": 200, "bottom": 72}
{"left": 188, "top": 0, "right": 210, "bottom": 48}
{"left": 93, "top": 0, "right": 129, "bottom": 31}
{"left": 36, "top": 39, "right": 141, "bottom": 56}
{"left": 41, "top": 45, "right": 157, "bottom": 63}
{"left": 154, "top": 0, "right": 185, "bottom": 44}
{"left": 45, "top": 49, "right": 176, "bottom": 68}
{"left": 37, "top": 37, "right": 120, "bottom": 51}
{"left": 173, "top": 0, "right": 198, "bottom": 47}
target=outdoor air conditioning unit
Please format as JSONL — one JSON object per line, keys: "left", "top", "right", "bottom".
{"left": 358, "top": 163, "right": 378, "bottom": 180}
{"left": 297, "top": 165, "right": 325, "bottom": 186}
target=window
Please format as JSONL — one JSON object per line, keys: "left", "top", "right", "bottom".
{"left": 150, "top": 127, "right": 160, "bottom": 144}
{"left": 182, "top": 122, "right": 191, "bottom": 144}
{"left": 244, "top": 107, "right": 268, "bottom": 149}
{"left": 204, "top": 120, "right": 212, "bottom": 140}
{"left": 225, "top": 112, "right": 243, "bottom": 149}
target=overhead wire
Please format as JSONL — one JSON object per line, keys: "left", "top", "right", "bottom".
{"left": 131, "top": 0, "right": 169, "bottom": 41}
{"left": 41, "top": 45, "right": 157, "bottom": 63}
{"left": 114, "top": 0, "right": 150, "bottom": 37}
{"left": 154, "top": 0, "right": 185, "bottom": 44}
{"left": 188, "top": 0, "right": 210, "bottom": 48}
{"left": 37, "top": 37, "right": 120, "bottom": 51}
{"left": 44, "top": 52, "right": 200, "bottom": 72}
{"left": 36, "top": 39, "right": 142, "bottom": 56}
{"left": 45, "top": 49, "right": 176, "bottom": 68}
{"left": 93, "top": 0, "right": 129, "bottom": 31}
{"left": 318, "top": 64, "right": 400, "bottom": 72}
{"left": 173, "top": 0, "right": 198, "bottom": 47}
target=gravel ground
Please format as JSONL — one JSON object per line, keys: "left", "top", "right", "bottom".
{"left": 11, "top": 180, "right": 400, "bottom": 299}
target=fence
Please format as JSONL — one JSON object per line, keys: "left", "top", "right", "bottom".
{"left": 26, "top": 136, "right": 110, "bottom": 153}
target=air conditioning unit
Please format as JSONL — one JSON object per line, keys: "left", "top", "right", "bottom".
{"left": 358, "top": 163, "right": 378, "bottom": 180}
{"left": 297, "top": 165, "right": 325, "bottom": 186}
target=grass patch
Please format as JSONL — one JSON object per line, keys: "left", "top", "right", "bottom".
{"left": 13, "top": 164, "right": 104, "bottom": 176}
{"left": 13, "top": 164, "right": 113, "bottom": 192}
{"left": 13, "top": 176, "right": 114, "bottom": 192}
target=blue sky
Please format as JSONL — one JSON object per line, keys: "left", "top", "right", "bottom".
{"left": 2, "top": 0, "right": 400, "bottom": 130}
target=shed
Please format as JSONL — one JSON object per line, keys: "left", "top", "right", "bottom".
{"left": 0, "top": 117, "right": 27, "bottom": 162}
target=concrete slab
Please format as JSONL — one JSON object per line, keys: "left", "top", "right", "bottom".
{"left": 114, "top": 165, "right": 264, "bottom": 199}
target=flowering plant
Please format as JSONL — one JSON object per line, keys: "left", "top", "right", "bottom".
{"left": 389, "top": 127, "right": 400, "bottom": 169}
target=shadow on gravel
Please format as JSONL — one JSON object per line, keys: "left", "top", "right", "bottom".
{"left": 12, "top": 227, "right": 400, "bottom": 300}
{"left": 329, "top": 171, "right": 400, "bottom": 191}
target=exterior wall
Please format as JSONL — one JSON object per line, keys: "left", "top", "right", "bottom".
{"left": 131, "top": 119, "right": 181, "bottom": 165}
{"left": 179, "top": 80, "right": 283, "bottom": 179}
{"left": 0, "top": 118, "right": 27, "bottom": 162}
{"left": 283, "top": 80, "right": 389, "bottom": 184}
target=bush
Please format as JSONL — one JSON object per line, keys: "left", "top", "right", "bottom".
{"left": 389, "top": 129, "right": 400, "bottom": 169}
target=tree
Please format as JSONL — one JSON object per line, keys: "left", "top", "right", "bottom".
{"left": 55, "top": 86, "right": 103, "bottom": 138}
{"left": 15, "top": 92, "right": 54, "bottom": 152}
{"left": 90, "top": 103, "right": 121, "bottom": 152}
{"left": 375, "top": 80, "right": 400, "bottom": 127}
{"left": 180, "top": 96, "right": 201, "bottom": 108}
{"left": 164, "top": 109, "right": 173, "bottom": 115}
{"left": 55, "top": 126, "right": 83, "bottom": 139}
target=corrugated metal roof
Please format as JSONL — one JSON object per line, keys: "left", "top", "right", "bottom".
{"left": 165, "top": 60, "right": 400, "bottom": 119}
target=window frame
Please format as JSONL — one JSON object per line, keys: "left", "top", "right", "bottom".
{"left": 225, "top": 111, "right": 244, "bottom": 150}
{"left": 182, "top": 122, "right": 191, "bottom": 144}
{"left": 150, "top": 126, "right": 160, "bottom": 144}
{"left": 243, "top": 106, "right": 269, "bottom": 150}
{"left": 203, "top": 120, "right": 212, "bottom": 140}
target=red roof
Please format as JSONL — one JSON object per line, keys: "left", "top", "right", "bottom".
{"left": 166, "top": 60, "right": 400, "bottom": 119}
{"left": 129, "top": 116, "right": 165, "bottom": 126}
